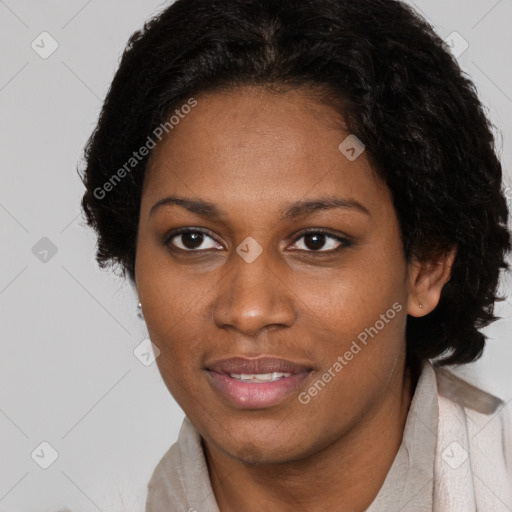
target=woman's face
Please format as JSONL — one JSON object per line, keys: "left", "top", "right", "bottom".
{"left": 135, "top": 85, "right": 415, "bottom": 464}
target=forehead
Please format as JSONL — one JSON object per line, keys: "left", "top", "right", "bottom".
{"left": 142, "top": 85, "right": 389, "bottom": 218}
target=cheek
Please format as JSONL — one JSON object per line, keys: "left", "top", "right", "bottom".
{"left": 144, "top": 295, "right": 207, "bottom": 410}
{"left": 135, "top": 251, "right": 207, "bottom": 375}
{"left": 295, "top": 259, "right": 408, "bottom": 396}
{"left": 296, "top": 255, "right": 405, "bottom": 334}
{"left": 136, "top": 235, "right": 205, "bottom": 328}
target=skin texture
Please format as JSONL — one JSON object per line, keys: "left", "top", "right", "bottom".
{"left": 135, "top": 85, "right": 455, "bottom": 511}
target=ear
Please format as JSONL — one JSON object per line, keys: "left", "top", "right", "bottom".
{"left": 407, "top": 246, "right": 457, "bottom": 317}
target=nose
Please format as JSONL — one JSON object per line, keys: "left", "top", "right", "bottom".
{"left": 213, "top": 249, "right": 297, "bottom": 336}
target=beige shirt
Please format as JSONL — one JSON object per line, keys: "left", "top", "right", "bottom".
{"left": 146, "top": 361, "right": 441, "bottom": 511}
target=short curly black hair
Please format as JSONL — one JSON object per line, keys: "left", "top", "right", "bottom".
{"left": 79, "top": 0, "right": 511, "bottom": 366}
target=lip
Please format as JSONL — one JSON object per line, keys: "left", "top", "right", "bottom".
{"left": 205, "top": 356, "right": 312, "bottom": 375}
{"left": 205, "top": 356, "right": 312, "bottom": 409}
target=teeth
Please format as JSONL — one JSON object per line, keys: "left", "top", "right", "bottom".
{"left": 229, "top": 372, "right": 292, "bottom": 382}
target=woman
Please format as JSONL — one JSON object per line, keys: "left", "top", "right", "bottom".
{"left": 79, "top": 0, "right": 512, "bottom": 510}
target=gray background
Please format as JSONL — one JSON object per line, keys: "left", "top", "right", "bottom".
{"left": 0, "top": 0, "right": 511, "bottom": 510}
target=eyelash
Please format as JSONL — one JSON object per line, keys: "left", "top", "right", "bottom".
{"left": 162, "top": 228, "right": 353, "bottom": 254}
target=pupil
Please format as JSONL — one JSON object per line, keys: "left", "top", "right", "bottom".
{"left": 305, "top": 233, "right": 325, "bottom": 251}
{"left": 183, "top": 232, "right": 203, "bottom": 249}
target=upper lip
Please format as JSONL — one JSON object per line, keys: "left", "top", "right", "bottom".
{"left": 206, "top": 356, "right": 312, "bottom": 375}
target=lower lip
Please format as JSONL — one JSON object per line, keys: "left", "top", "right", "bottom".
{"left": 206, "top": 370, "right": 311, "bottom": 409}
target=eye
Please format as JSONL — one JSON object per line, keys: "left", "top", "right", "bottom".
{"left": 164, "top": 229, "right": 222, "bottom": 252}
{"left": 163, "top": 228, "right": 352, "bottom": 254}
{"left": 289, "top": 230, "right": 352, "bottom": 253}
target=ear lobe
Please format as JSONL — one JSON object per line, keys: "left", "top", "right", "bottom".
{"left": 407, "top": 246, "right": 457, "bottom": 317}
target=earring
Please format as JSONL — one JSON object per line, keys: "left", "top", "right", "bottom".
{"left": 137, "top": 302, "right": 144, "bottom": 319}
{"left": 419, "top": 303, "right": 423, "bottom": 309}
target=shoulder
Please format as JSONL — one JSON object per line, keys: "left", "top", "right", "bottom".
{"left": 433, "top": 363, "right": 511, "bottom": 438}
{"left": 146, "top": 441, "right": 185, "bottom": 511}
{"left": 433, "top": 364, "right": 506, "bottom": 415}
{"left": 427, "top": 363, "right": 512, "bottom": 509}
{"left": 432, "top": 363, "right": 512, "bottom": 504}
{"left": 145, "top": 417, "right": 217, "bottom": 512}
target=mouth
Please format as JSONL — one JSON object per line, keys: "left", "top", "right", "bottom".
{"left": 227, "top": 371, "right": 295, "bottom": 383}
{"left": 205, "top": 356, "right": 312, "bottom": 409}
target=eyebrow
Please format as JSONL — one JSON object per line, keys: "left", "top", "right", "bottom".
{"left": 149, "top": 194, "right": 371, "bottom": 219}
